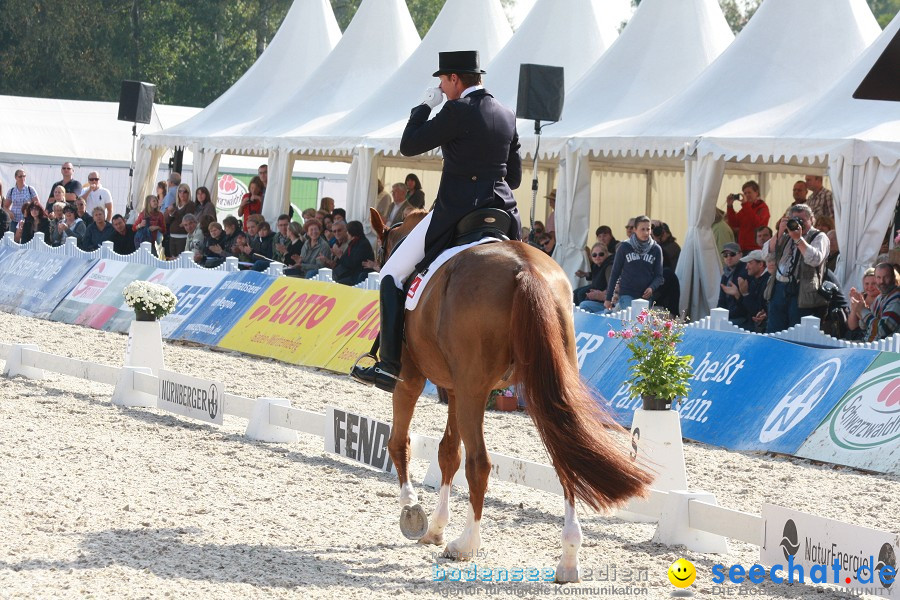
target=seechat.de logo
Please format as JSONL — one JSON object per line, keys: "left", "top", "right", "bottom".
{"left": 877, "top": 543, "right": 897, "bottom": 589}
{"left": 760, "top": 358, "right": 841, "bottom": 443}
{"left": 780, "top": 519, "right": 800, "bottom": 561}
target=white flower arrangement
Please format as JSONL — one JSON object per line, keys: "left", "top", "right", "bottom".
{"left": 123, "top": 280, "right": 177, "bottom": 319}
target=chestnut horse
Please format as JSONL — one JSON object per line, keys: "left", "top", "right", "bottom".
{"left": 369, "top": 208, "right": 650, "bottom": 583}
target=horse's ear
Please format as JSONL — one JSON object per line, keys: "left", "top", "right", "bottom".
{"left": 370, "top": 207, "right": 386, "bottom": 238}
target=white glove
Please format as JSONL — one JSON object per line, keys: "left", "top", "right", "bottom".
{"left": 421, "top": 87, "right": 443, "bottom": 109}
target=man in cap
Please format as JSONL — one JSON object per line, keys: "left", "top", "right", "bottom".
{"left": 352, "top": 50, "right": 522, "bottom": 392}
{"left": 716, "top": 242, "right": 749, "bottom": 327}
{"left": 721, "top": 249, "right": 770, "bottom": 332}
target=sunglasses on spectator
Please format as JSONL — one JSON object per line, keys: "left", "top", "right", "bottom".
{"left": 721, "top": 251, "right": 737, "bottom": 257}
{"left": 88, "top": 177, "right": 99, "bottom": 181}
{"left": 591, "top": 252, "right": 606, "bottom": 257}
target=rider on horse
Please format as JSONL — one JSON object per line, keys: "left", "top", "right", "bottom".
{"left": 351, "top": 50, "right": 523, "bottom": 392}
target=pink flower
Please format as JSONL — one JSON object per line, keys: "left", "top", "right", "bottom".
{"left": 607, "top": 330, "right": 616, "bottom": 339}
{"left": 636, "top": 314, "right": 646, "bottom": 323}
{"left": 652, "top": 330, "right": 663, "bottom": 339}
{"left": 664, "top": 321, "right": 674, "bottom": 330}
{"left": 623, "top": 330, "right": 634, "bottom": 339}
{"left": 640, "top": 309, "right": 649, "bottom": 317}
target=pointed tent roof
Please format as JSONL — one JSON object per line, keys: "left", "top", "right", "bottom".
{"left": 484, "top": 0, "right": 617, "bottom": 110}
{"left": 701, "top": 10, "right": 900, "bottom": 166}
{"left": 200, "top": 0, "right": 421, "bottom": 154}
{"left": 292, "top": 0, "right": 513, "bottom": 155}
{"left": 141, "top": 0, "right": 341, "bottom": 149}
{"left": 573, "top": 0, "right": 881, "bottom": 159}
{"left": 538, "top": 0, "right": 733, "bottom": 157}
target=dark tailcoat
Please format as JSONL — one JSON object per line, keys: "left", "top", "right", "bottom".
{"left": 400, "top": 89, "right": 522, "bottom": 268}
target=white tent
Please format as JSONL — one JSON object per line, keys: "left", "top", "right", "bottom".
{"left": 548, "top": 0, "right": 734, "bottom": 290}
{"left": 700, "top": 10, "right": 900, "bottom": 298}
{"left": 575, "top": 0, "right": 882, "bottom": 317}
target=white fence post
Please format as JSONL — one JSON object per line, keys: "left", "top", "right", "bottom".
{"left": 112, "top": 366, "right": 156, "bottom": 408}
{"left": 224, "top": 257, "right": 239, "bottom": 272}
{"left": 653, "top": 490, "right": 730, "bottom": 553}
{"left": 267, "top": 263, "right": 284, "bottom": 277}
{"left": 246, "top": 397, "right": 299, "bottom": 443}
{"left": 318, "top": 268, "right": 334, "bottom": 282}
{"left": 2, "top": 344, "right": 45, "bottom": 380}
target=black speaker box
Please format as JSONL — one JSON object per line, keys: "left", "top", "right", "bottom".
{"left": 118, "top": 80, "right": 156, "bottom": 124}
{"left": 516, "top": 64, "right": 564, "bottom": 122}
{"left": 853, "top": 27, "right": 900, "bottom": 102}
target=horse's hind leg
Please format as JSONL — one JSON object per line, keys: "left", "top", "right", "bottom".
{"left": 555, "top": 491, "right": 583, "bottom": 583}
{"left": 420, "top": 389, "right": 461, "bottom": 546}
{"left": 387, "top": 368, "right": 427, "bottom": 538}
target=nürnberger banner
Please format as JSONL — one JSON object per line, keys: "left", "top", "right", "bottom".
{"left": 157, "top": 369, "right": 224, "bottom": 425}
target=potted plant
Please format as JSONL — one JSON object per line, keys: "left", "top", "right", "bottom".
{"left": 608, "top": 308, "right": 692, "bottom": 410}
{"left": 488, "top": 387, "right": 518, "bottom": 412}
{"left": 123, "top": 280, "right": 177, "bottom": 322}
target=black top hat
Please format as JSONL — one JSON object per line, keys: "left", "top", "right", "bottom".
{"left": 432, "top": 51, "right": 486, "bottom": 77}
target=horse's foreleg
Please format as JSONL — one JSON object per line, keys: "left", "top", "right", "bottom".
{"left": 388, "top": 372, "right": 428, "bottom": 539}
{"left": 555, "top": 493, "right": 582, "bottom": 583}
{"left": 442, "top": 400, "right": 489, "bottom": 560}
{"left": 420, "top": 391, "right": 461, "bottom": 546}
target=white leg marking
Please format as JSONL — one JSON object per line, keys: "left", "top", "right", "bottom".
{"left": 556, "top": 500, "right": 582, "bottom": 583}
{"left": 444, "top": 504, "right": 481, "bottom": 560}
{"left": 420, "top": 484, "right": 451, "bottom": 545}
{"left": 399, "top": 481, "right": 418, "bottom": 507}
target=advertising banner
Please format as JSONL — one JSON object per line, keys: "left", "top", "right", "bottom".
{"left": 0, "top": 249, "right": 96, "bottom": 318}
{"left": 218, "top": 278, "right": 377, "bottom": 368}
{"left": 169, "top": 271, "right": 274, "bottom": 346}
{"left": 98, "top": 266, "right": 167, "bottom": 333}
{"left": 325, "top": 406, "right": 395, "bottom": 473}
{"left": 157, "top": 369, "right": 224, "bottom": 426}
{"left": 760, "top": 504, "right": 897, "bottom": 596}
{"left": 797, "top": 352, "right": 900, "bottom": 474}
{"left": 322, "top": 294, "right": 380, "bottom": 374}
{"left": 157, "top": 269, "right": 228, "bottom": 338}
{"left": 584, "top": 327, "right": 877, "bottom": 454}
{"left": 50, "top": 259, "right": 130, "bottom": 325}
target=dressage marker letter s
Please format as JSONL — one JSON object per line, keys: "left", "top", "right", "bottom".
{"left": 325, "top": 406, "right": 395, "bottom": 474}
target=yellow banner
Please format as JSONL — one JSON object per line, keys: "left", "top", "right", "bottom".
{"left": 218, "top": 278, "right": 379, "bottom": 369}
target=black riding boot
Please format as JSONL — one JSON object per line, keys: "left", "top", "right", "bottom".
{"left": 350, "top": 276, "right": 405, "bottom": 393}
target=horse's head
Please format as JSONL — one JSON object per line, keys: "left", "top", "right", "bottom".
{"left": 369, "top": 207, "right": 428, "bottom": 266}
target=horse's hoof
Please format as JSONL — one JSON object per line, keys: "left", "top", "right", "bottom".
{"left": 555, "top": 564, "right": 581, "bottom": 584}
{"left": 400, "top": 504, "right": 428, "bottom": 540}
{"left": 418, "top": 531, "right": 444, "bottom": 546}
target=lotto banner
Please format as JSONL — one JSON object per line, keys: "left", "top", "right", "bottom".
{"left": 157, "top": 269, "right": 229, "bottom": 338}
{"left": 168, "top": 271, "right": 274, "bottom": 346}
{"left": 218, "top": 278, "right": 379, "bottom": 368}
{"left": 580, "top": 322, "right": 878, "bottom": 454}
{"left": 0, "top": 248, "right": 96, "bottom": 318}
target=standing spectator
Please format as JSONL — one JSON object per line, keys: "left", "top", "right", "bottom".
{"left": 79, "top": 171, "right": 113, "bottom": 222}
{"left": 156, "top": 181, "right": 168, "bottom": 207}
{"left": 545, "top": 189, "right": 557, "bottom": 241}
{"left": 805, "top": 175, "right": 834, "bottom": 220}
{"left": 82, "top": 207, "right": 115, "bottom": 251}
{"left": 109, "top": 214, "right": 135, "bottom": 255}
{"left": 374, "top": 179, "right": 392, "bottom": 221}
{"left": 850, "top": 263, "right": 900, "bottom": 342}
{"left": 15, "top": 201, "right": 51, "bottom": 244}
{"left": 7, "top": 169, "right": 39, "bottom": 229}
{"left": 765, "top": 203, "right": 829, "bottom": 332}
{"left": 653, "top": 268, "right": 682, "bottom": 317}
{"left": 46, "top": 185, "right": 68, "bottom": 213}
{"left": 49, "top": 162, "right": 82, "bottom": 203}
{"left": 319, "top": 196, "right": 335, "bottom": 213}
{"left": 58, "top": 204, "right": 86, "bottom": 248}
{"left": 736, "top": 249, "right": 770, "bottom": 332}
{"left": 47, "top": 202, "right": 66, "bottom": 246}
{"left": 726, "top": 180, "right": 770, "bottom": 252}
{"left": 385, "top": 182, "right": 412, "bottom": 227}
{"left": 623, "top": 217, "right": 635, "bottom": 240}
{"left": 0, "top": 184, "right": 10, "bottom": 234}
{"left": 652, "top": 222, "right": 681, "bottom": 270}
{"left": 604, "top": 215, "right": 664, "bottom": 311}
{"left": 712, "top": 208, "right": 735, "bottom": 264}
{"left": 576, "top": 243, "right": 614, "bottom": 312}
{"left": 272, "top": 214, "right": 291, "bottom": 262}
{"left": 791, "top": 180, "right": 808, "bottom": 206}
{"left": 165, "top": 183, "right": 196, "bottom": 258}
{"left": 257, "top": 164, "right": 268, "bottom": 197}
{"left": 716, "top": 243, "right": 749, "bottom": 327}
{"left": 405, "top": 174, "right": 425, "bottom": 209}
{"left": 332, "top": 220, "right": 374, "bottom": 285}
{"left": 238, "top": 176, "right": 264, "bottom": 230}
{"left": 74, "top": 197, "right": 88, "bottom": 221}
{"left": 133, "top": 194, "right": 166, "bottom": 255}
{"left": 193, "top": 186, "right": 216, "bottom": 235}
{"left": 755, "top": 226, "right": 773, "bottom": 251}
{"left": 161, "top": 172, "right": 180, "bottom": 211}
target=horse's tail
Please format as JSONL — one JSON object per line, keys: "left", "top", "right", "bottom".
{"left": 511, "top": 268, "right": 652, "bottom": 510}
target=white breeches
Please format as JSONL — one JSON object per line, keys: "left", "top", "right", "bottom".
{"left": 380, "top": 211, "right": 433, "bottom": 290}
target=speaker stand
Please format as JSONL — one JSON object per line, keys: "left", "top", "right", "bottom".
{"left": 125, "top": 123, "right": 137, "bottom": 219}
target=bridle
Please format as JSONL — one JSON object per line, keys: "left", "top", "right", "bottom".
{"left": 376, "top": 221, "right": 407, "bottom": 267}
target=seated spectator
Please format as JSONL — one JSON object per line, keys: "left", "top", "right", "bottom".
{"left": 331, "top": 207, "right": 347, "bottom": 223}
{"left": 58, "top": 204, "right": 86, "bottom": 247}
{"left": 74, "top": 197, "right": 88, "bottom": 221}
{"left": 193, "top": 186, "right": 216, "bottom": 235}
{"left": 297, "top": 219, "right": 331, "bottom": 278}
{"left": 282, "top": 222, "right": 308, "bottom": 277}
{"left": 736, "top": 249, "right": 770, "bottom": 332}
{"left": 652, "top": 222, "right": 680, "bottom": 269}
{"left": 716, "top": 242, "right": 749, "bottom": 327}
{"left": 332, "top": 220, "right": 374, "bottom": 285}
{"left": 110, "top": 214, "right": 136, "bottom": 255}
{"left": 201, "top": 222, "right": 229, "bottom": 267}
{"left": 221, "top": 215, "right": 240, "bottom": 248}
{"left": 251, "top": 221, "right": 276, "bottom": 270}
{"left": 575, "top": 243, "right": 613, "bottom": 310}
{"left": 604, "top": 215, "right": 664, "bottom": 311}
{"left": 232, "top": 233, "right": 254, "bottom": 265}
{"left": 15, "top": 201, "right": 51, "bottom": 244}
{"left": 82, "top": 206, "right": 115, "bottom": 251}
{"left": 45, "top": 185, "right": 69, "bottom": 214}
{"left": 374, "top": 178, "right": 392, "bottom": 221}
{"left": 847, "top": 268, "right": 878, "bottom": 338}
{"left": 850, "top": 263, "right": 900, "bottom": 342}
{"left": 712, "top": 208, "right": 735, "bottom": 264}
{"left": 182, "top": 214, "right": 204, "bottom": 257}
{"left": 320, "top": 220, "right": 349, "bottom": 267}
{"left": 301, "top": 208, "right": 317, "bottom": 223}
{"left": 238, "top": 176, "right": 264, "bottom": 230}
{"left": 165, "top": 183, "right": 196, "bottom": 258}
{"left": 537, "top": 233, "right": 555, "bottom": 256}
{"left": 595, "top": 225, "right": 618, "bottom": 253}
{"left": 133, "top": 194, "right": 166, "bottom": 255}
{"left": 47, "top": 202, "right": 66, "bottom": 246}
{"left": 0, "top": 193, "right": 11, "bottom": 234}
{"left": 623, "top": 217, "right": 635, "bottom": 240}
{"left": 652, "top": 267, "right": 681, "bottom": 317}
{"left": 272, "top": 214, "right": 292, "bottom": 262}
{"left": 726, "top": 180, "right": 770, "bottom": 252}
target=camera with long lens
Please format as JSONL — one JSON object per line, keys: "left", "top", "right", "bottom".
{"left": 786, "top": 217, "right": 803, "bottom": 232}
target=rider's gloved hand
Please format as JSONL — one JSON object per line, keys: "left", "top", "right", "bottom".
{"left": 421, "top": 87, "right": 444, "bottom": 109}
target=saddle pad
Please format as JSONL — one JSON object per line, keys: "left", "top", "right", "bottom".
{"left": 405, "top": 238, "right": 499, "bottom": 311}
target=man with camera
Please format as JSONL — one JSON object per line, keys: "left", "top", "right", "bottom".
{"left": 764, "top": 204, "right": 829, "bottom": 333}
{"left": 726, "top": 180, "right": 770, "bottom": 252}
